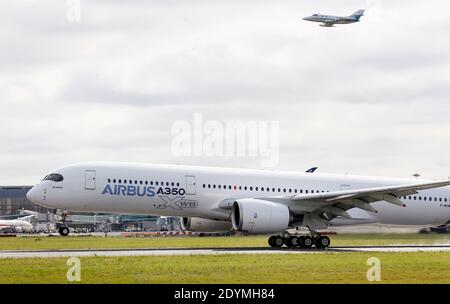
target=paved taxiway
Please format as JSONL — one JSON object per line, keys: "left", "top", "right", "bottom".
{"left": 1, "top": 245, "right": 450, "bottom": 258}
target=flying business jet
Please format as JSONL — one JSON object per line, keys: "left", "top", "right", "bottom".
{"left": 303, "top": 10, "right": 365, "bottom": 27}
{"left": 27, "top": 162, "right": 450, "bottom": 248}
{"left": 0, "top": 216, "right": 33, "bottom": 233}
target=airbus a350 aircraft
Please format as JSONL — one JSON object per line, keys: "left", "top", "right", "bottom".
{"left": 303, "top": 10, "right": 365, "bottom": 27}
{"left": 27, "top": 162, "right": 450, "bottom": 248}
{"left": 0, "top": 216, "right": 33, "bottom": 233}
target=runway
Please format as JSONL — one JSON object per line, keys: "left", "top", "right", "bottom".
{"left": 1, "top": 245, "right": 450, "bottom": 258}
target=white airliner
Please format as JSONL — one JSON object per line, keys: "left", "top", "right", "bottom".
{"left": 303, "top": 10, "right": 365, "bottom": 27}
{"left": 27, "top": 162, "right": 450, "bottom": 248}
{"left": 0, "top": 216, "right": 33, "bottom": 233}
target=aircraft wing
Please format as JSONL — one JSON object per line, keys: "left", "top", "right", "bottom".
{"left": 321, "top": 21, "right": 336, "bottom": 27}
{"left": 238, "top": 179, "right": 450, "bottom": 226}
{"left": 18, "top": 215, "right": 34, "bottom": 222}
{"left": 290, "top": 179, "right": 450, "bottom": 214}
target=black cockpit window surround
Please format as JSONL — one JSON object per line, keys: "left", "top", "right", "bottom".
{"left": 43, "top": 173, "right": 64, "bottom": 182}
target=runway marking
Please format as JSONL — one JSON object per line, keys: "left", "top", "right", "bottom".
{"left": 1, "top": 245, "right": 450, "bottom": 258}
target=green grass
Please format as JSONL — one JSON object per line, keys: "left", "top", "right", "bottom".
{"left": 0, "top": 233, "right": 449, "bottom": 251}
{"left": 0, "top": 252, "right": 449, "bottom": 283}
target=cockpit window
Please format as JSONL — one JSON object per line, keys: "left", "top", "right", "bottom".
{"left": 42, "top": 173, "right": 64, "bottom": 182}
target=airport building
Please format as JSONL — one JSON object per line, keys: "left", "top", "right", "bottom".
{"left": 0, "top": 186, "right": 180, "bottom": 233}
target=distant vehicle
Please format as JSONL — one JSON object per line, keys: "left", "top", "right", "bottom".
{"left": 303, "top": 10, "right": 365, "bottom": 27}
{"left": 0, "top": 215, "right": 33, "bottom": 233}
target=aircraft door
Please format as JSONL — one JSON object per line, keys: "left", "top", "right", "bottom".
{"left": 85, "top": 170, "right": 96, "bottom": 190}
{"left": 185, "top": 175, "right": 196, "bottom": 195}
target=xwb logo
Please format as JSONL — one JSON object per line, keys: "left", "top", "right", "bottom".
{"left": 156, "top": 196, "right": 198, "bottom": 210}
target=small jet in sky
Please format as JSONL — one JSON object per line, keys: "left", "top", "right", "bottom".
{"left": 303, "top": 10, "right": 365, "bottom": 27}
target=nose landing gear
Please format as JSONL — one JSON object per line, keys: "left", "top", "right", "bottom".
{"left": 57, "top": 210, "right": 70, "bottom": 236}
{"left": 58, "top": 226, "right": 70, "bottom": 236}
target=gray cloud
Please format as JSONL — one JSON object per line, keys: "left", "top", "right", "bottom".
{"left": 1, "top": 0, "right": 450, "bottom": 184}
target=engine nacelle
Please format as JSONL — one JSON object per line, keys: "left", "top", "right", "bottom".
{"left": 180, "top": 217, "right": 232, "bottom": 233}
{"left": 231, "top": 199, "right": 290, "bottom": 234}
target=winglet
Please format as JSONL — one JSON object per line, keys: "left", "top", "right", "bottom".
{"left": 305, "top": 167, "right": 318, "bottom": 173}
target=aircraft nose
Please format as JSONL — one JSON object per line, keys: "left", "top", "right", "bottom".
{"left": 26, "top": 186, "right": 40, "bottom": 204}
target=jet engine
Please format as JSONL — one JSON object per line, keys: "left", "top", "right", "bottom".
{"left": 179, "top": 217, "right": 232, "bottom": 232}
{"left": 231, "top": 199, "right": 291, "bottom": 234}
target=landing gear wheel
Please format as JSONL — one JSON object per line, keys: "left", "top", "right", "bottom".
{"left": 59, "top": 226, "right": 70, "bottom": 236}
{"left": 302, "top": 236, "right": 313, "bottom": 248}
{"left": 297, "top": 236, "right": 305, "bottom": 248}
{"left": 268, "top": 236, "right": 277, "bottom": 247}
{"left": 315, "top": 236, "right": 330, "bottom": 249}
{"left": 272, "top": 236, "right": 284, "bottom": 247}
{"left": 286, "top": 236, "right": 299, "bottom": 248}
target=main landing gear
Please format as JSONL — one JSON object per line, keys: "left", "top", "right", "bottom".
{"left": 268, "top": 233, "right": 331, "bottom": 249}
{"left": 57, "top": 210, "right": 70, "bottom": 236}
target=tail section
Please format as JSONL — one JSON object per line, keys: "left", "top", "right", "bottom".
{"left": 350, "top": 9, "right": 365, "bottom": 20}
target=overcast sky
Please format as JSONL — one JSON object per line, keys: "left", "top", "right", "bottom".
{"left": 1, "top": 0, "right": 450, "bottom": 184}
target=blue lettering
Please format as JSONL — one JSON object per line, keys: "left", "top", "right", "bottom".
{"left": 102, "top": 183, "right": 181, "bottom": 198}
{"left": 102, "top": 184, "right": 114, "bottom": 195}
{"left": 127, "top": 186, "right": 136, "bottom": 196}
{"left": 118, "top": 185, "right": 126, "bottom": 196}
{"left": 147, "top": 186, "right": 155, "bottom": 197}
{"left": 136, "top": 186, "right": 146, "bottom": 197}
